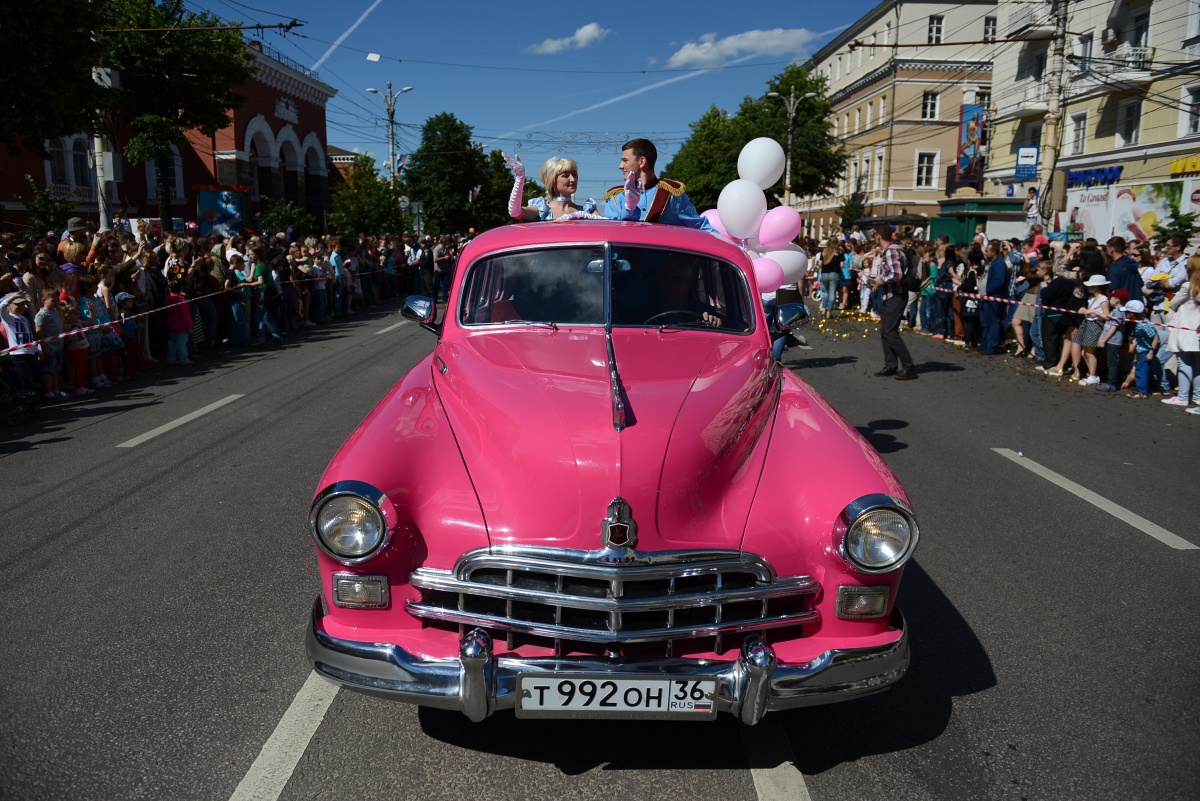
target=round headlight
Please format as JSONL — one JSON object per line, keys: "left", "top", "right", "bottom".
{"left": 314, "top": 495, "right": 386, "bottom": 559}
{"left": 844, "top": 507, "right": 915, "bottom": 572}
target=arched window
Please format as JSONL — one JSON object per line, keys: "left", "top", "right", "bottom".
{"left": 49, "top": 138, "right": 69, "bottom": 187}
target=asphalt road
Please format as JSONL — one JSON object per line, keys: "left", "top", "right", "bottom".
{"left": 1, "top": 302, "right": 1196, "bottom": 801}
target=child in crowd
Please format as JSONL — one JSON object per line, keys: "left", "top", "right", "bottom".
{"left": 115, "top": 292, "right": 139, "bottom": 378}
{"left": 1123, "top": 300, "right": 1158, "bottom": 398}
{"left": 60, "top": 300, "right": 94, "bottom": 395}
{"left": 1076, "top": 275, "right": 1110, "bottom": 386}
{"left": 165, "top": 279, "right": 192, "bottom": 366}
{"left": 34, "top": 288, "right": 68, "bottom": 399}
{"left": 1, "top": 291, "right": 40, "bottom": 390}
{"left": 1142, "top": 272, "right": 1169, "bottom": 311}
{"left": 1095, "top": 289, "right": 1129, "bottom": 392}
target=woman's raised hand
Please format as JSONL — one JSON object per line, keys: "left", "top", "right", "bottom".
{"left": 502, "top": 152, "right": 525, "bottom": 180}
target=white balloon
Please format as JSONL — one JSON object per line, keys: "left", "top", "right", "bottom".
{"left": 737, "top": 137, "right": 786, "bottom": 190}
{"left": 717, "top": 179, "right": 768, "bottom": 240}
{"left": 764, "top": 244, "right": 809, "bottom": 284}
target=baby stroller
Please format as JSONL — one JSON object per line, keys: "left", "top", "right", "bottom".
{"left": 0, "top": 360, "right": 40, "bottom": 426}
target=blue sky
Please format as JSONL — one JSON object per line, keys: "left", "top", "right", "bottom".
{"left": 188, "top": 0, "right": 873, "bottom": 199}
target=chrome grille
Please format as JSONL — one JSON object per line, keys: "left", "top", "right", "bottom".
{"left": 408, "top": 547, "right": 819, "bottom": 657}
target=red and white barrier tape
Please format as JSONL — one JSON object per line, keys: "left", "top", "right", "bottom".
{"left": 930, "top": 285, "right": 1198, "bottom": 333}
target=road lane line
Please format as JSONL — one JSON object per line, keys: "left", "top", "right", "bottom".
{"left": 375, "top": 320, "right": 409, "bottom": 335}
{"left": 228, "top": 672, "right": 338, "bottom": 801}
{"left": 993, "top": 448, "right": 1198, "bottom": 550}
{"left": 116, "top": 394, "right": 245, "bottom": 448}
{"left": 740, "top": 716, "right": 813, "bottom": 801}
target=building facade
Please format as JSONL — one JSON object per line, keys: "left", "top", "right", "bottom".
{"left": 984, "top": 0, "right": 1200, "bottom": 245}
{"left": 0, "top": 41, "right": 337, "bottom": 236}
{"left": 800, "top": 0, "right": 997, "bottom": 240}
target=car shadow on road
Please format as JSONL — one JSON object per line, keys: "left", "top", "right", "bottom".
{"left": 418, "top": 705, "right": 748, "bottom": 774}
{"left": 856, "top": 418, "right": 908, "bottom": 453}
{"left": 785, "top": 355, "right": 858, "bottom": 370}
{"left": 782, "top": 558, "right": 995, "bottom": 774}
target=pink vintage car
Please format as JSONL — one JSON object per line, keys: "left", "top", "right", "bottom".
{"left": 306, "top": 221, "right": 916, "bottom": 723}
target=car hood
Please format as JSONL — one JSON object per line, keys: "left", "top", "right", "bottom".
{"left": 432, "top": 328, "right": 778, "bottom": 551}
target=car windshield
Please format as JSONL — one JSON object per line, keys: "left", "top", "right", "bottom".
{"left": 459, "top": 245, "right": 754, "bottom": 332}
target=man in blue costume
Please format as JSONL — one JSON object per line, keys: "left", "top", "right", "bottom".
{"left": 603, "top": 139, "right": 718, "bottom": 232}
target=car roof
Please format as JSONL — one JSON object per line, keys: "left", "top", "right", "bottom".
{"left": 460, "top": 221, "right": 750, "bottom": 268}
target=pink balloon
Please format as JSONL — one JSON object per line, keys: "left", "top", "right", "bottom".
{"left": 758, "top": 206, "right": 802, "bottom": 249}
{"left": 753, "top": 257, "right": 785, "bottom": 294}
{"left": 701, "top": 209, "right": 727, "bottom": 235}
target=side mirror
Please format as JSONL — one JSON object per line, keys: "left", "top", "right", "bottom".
{"left": 402, "top": 295, "right": 441, "bottom": 334}
{"left": 775, "top": 302, "right": 810, "bottom": 330}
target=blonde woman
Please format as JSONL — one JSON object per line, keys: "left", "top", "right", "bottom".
{"left": 503, "top": 154, "right": 600, "bottom": 221}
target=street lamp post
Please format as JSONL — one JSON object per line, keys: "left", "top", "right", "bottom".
{"left": 766, "top": 88, "right": 817, "bottom": 210}
{"left": 366, "top": 81, "right": 414, "bottom": 190}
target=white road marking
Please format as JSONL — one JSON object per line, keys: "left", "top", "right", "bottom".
{"left": 116, "top": 394, "right": 245, "bottom": 448}
{"left": 993, "top": 448, "right": 1198, "bottom": 550}
{"left": 228, "top": 672, "right": 339, "bottom": 801}
{"left": 739, "top": 715, "right": 813, "bottom": 801}
{"left": 375, "top": 320, "right": 409, "bottom": 335}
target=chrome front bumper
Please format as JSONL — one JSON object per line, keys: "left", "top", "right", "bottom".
{"left": 305, "top": 598, "right": 909, "bottom": 724}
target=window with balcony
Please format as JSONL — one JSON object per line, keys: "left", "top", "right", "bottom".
{"left": 71, "top": 140, "right": 92, "bottom": 197}
{"left": 922, "top": 91, "right": 940, "bottom": 120}
{"left": 1076, "top": 33, "right": 1093, "bottom": 69}
{"left": 1131, "top": 12, "right": 1149, "bottom": 48}
{"left": 1070, "top": 112, "right": 1088, "bottom": 155}
{"left": 929, "top": 15, "right": 944, "bottom": 44}
{"left": 916, "top": 151, "right": 937, "bottom": 188}
{"left": 48, "top": 138, "right": 68, "bottom": 187}
{"left": 984, "top": 17, "right": 997, "bottom": 42}
{"left": 1117, "top": 99, "right": 1142, "bottom": 147}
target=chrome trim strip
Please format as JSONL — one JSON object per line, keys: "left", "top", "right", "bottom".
{"left": 306, "top": 598, "right": 910, "bottom": 723}
{"left": 309, "top": 480, "right": 396, "bottom": 565}
{"left": 403, "top": 606, "right": 818, "bottom": 643}
{"left": 838, "top": 493, "right": 921, "bottom": 575}
{"left": 409, "top": 571, "right": 817, "bottom": 612}
{"left": 452, "top": 546, "right": 778, "bottom": 583}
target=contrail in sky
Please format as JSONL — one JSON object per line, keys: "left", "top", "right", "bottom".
{"left": 310, "top": 0, "right": 382, "bottom": 72}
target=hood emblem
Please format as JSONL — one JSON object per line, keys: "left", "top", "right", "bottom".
{"left": 601, "top": 496, "right": 638, "bottom": 550}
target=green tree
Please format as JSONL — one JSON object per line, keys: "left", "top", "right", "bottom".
{"left": 838, "top": 190, "right": 866, "bottom": 229}
{"left": 16, "top": 175, "right": 78, "bottom": 235}
{"left": 470, "top": 149, "right": 545, "bottom": 232}
{"left": 328, "top": 154, "right": 405, "bottom": 235}
{"left": 1151, "top": 200, "right": 1200, "bottom": 251}
{"left": 662, "top": 106, "right": 740, "bottom": 212}
{"left": 103, "top": 0, "right": 255, "bottom": 233}
{"left": 0, "top": 1, "right": 107, "bottom": 156}
{"left": 259, "top": 197, "right": 315, "bottom": 238}
{"left": 404, "top": 113, "right": 487, "bottom": 233}
{"left": 665, "top": 65, "right": 843, "bottom": 210}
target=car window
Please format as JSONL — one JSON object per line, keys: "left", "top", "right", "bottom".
{"left": 459, "top": 247, "right": 606, "bottom": 325}
{"left": 458, "top": 244, "right": 753, "bottom": 332}
{"left": 610, "top": 248, "right": 753, "bottom": 331}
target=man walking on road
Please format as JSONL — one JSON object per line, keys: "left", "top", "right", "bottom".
{"left": 871, "top": 227, "right": 918, "bottom": 380}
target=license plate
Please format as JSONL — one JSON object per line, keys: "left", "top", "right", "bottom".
{"left": 515, "top": 675, "right": 717, "bottom": 719}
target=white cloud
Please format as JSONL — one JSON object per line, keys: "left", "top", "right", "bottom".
{"left": 666, "top": 28, "right": 821, "bottom": 68}
{"left": 647, "top": 56, "right": 657, "bottom": 66}
{"left": 527, "top": 22, "right": 611, "bottom": 54}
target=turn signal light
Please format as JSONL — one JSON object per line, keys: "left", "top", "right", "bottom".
{"left": 333, "top": 574, "right": 389, "bottom": 608}
{"left": 835, "top": 585, "right": 889, "bottom": 619}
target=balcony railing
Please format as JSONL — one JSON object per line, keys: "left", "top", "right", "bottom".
{"left": 994, "top": 80, "right": 1049, "bottom": 119}
{"left": 1113, "top": 44, "right": 1154, "bottom": 71}
{"left": 49, "top": 183, "right": 93, "bottom": 201}
{"left": 1007, "top": 2, "right": 1054, "bottom": 40}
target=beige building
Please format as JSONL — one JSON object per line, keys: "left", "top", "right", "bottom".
{"left": 985, "top": 0, "right": 1200, "bottom": 244}
{"left": 799, "top": 0, "right": 997, "bottom": 240}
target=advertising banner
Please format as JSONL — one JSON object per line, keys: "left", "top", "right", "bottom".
{"left": 1063, "top": 186, "right": 1111, "bottom": 243}
{"left": 1110, "top": 181, "right": 1183, "bottom": 243}
{"left": 955, "top": 104, "right": 985, "bottom": 184}
{"left": 197, "top": 189, "right": 245, "bottom": 236}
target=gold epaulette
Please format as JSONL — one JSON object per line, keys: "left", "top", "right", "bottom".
{"left": 657, "top": 178, "right": 686, "bottom": 197}
{"left": 604, "top": 185, "right": 624, "bottom": 201}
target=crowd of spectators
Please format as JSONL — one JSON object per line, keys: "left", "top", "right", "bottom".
{"left": 803, "top": 226, "right": 1200, "bottom": 412}
{"left": 0, "top": 217, "right": 469, "bottom": 415}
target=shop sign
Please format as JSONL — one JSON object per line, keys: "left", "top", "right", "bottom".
{"left": 1064, "top": 166, "right": 1123, "bottom": 186}
{"left": 1015, "top": 146, "right": 1039, "bottom": 180}
{"left": 1170, "top": 155, "right": 1200, "bottom": 175}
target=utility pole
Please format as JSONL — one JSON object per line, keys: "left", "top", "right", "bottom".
{"left": 366, "top": 81, "right": 413, "bottom": 190}
{"left": 1036, "top": 0, "right": 1069, "bottom": 221}
{"left": 767, "top": 87, "right": 817, "bottom": 209}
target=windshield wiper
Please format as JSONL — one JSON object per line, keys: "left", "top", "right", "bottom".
{"left": 503, "top": 320, "right": 559, "bottom": 330}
